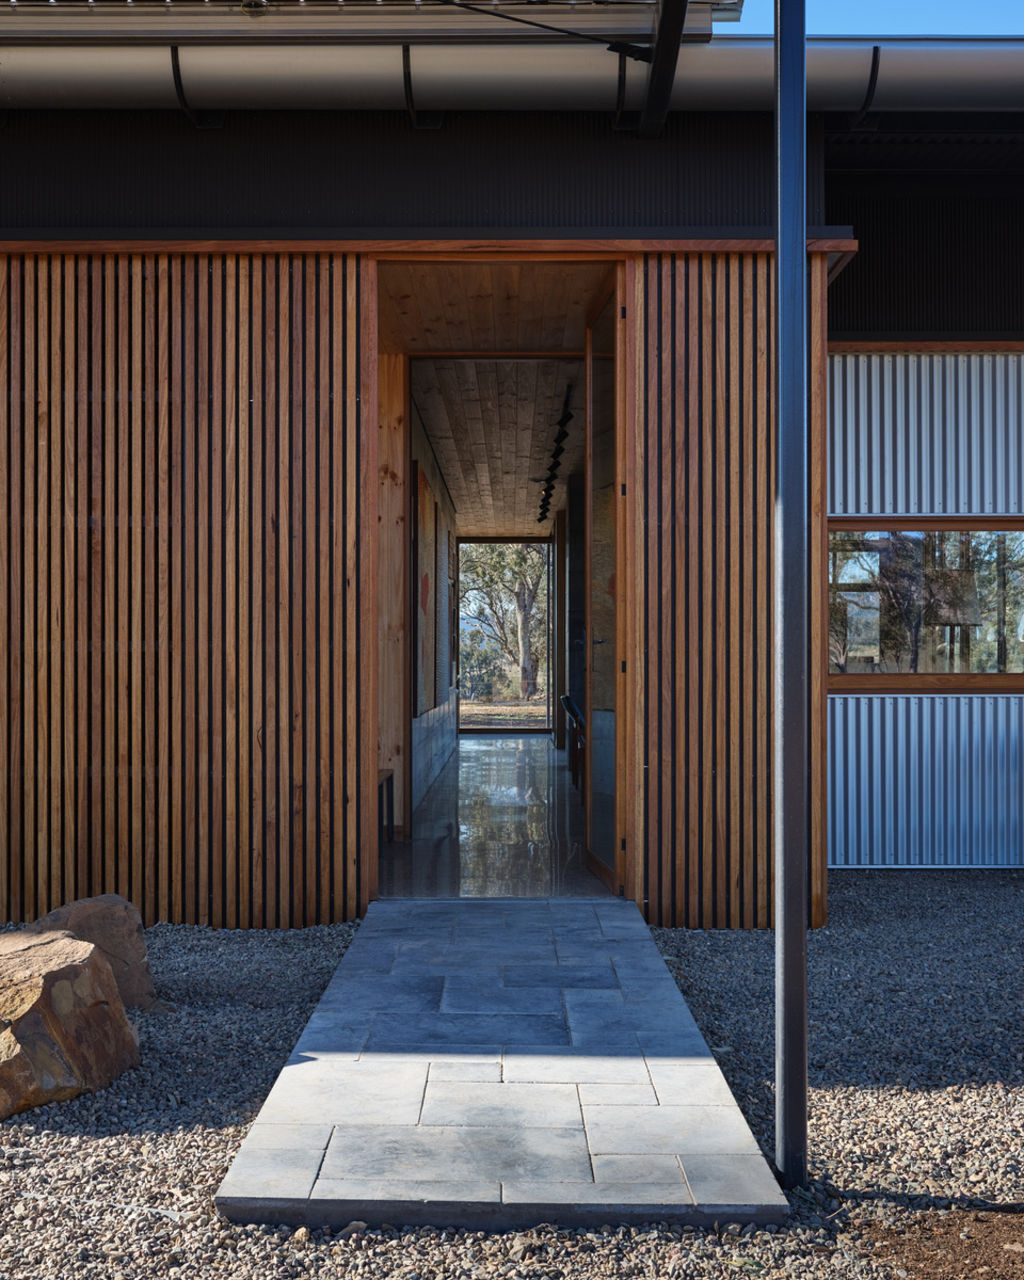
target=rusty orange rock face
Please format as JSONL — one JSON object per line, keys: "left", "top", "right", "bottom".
{"left": 0, "top": 931, "right": 140, "bottom": 1121}
{"left": 27, "top": 893, "right": 157, "bottom": 1011}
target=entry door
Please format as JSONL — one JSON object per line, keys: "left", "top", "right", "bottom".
{"left": 585, "top": 289, "right": 619, "bottom": 876}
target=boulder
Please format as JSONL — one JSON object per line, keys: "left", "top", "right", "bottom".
{"left": 0, "top": 930, "right": 140, "bottom": 1121}
{"left": 28, "top": 893, "right": 156, "bottom": 1010}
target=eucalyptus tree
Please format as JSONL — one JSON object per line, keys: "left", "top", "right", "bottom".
{"left": 459, "top": 542, "right": 549, "bottom": 699}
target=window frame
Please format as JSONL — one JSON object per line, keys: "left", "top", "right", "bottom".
{"left": 826, "top": 515, "right": 1024, "bottom": 693}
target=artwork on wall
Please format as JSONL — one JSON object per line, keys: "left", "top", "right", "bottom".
{"left": 415, "top": 462, "right": 438, "bottom": 716}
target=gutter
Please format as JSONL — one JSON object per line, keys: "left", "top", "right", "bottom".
{"left": 0, "top": 32, "right": 1021, "bottom": 111}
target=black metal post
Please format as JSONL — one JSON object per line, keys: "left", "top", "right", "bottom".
{"left": 773, "top": 0, "right": 809, "bottom": 1191}
{"left": 637, "top": 0, "right": 690, "bottom": 139}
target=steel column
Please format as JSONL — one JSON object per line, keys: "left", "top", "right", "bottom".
{"left": 773, "top": 0, "right": 809, "bottom": 1191}
{"left": 637, "top": 0, "right": 690, "bottom": 139}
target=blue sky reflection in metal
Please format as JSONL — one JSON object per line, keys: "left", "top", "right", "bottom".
{"left": 729, "top": 0, "right": 1024, "bottom": 35}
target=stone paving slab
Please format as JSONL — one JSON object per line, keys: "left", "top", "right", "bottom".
{"left": 216, "top": 898, "right": 789, "bottom": 1229}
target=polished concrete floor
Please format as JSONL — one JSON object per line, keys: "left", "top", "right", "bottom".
{"left": 379, "top": 736, "right": 610, "bottom": 898}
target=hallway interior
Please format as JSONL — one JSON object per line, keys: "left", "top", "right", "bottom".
{"left": 379, "top": 736, "right": 608, "bottom": 899}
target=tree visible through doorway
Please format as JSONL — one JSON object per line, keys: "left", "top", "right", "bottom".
{"left": 459, "top": 542, "right": 551, "bottom": 731}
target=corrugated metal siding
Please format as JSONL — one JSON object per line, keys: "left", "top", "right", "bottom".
{"left": 828, "top": 352, "right": 1024, "bottom": 516}
{"left": 828, "top": 695, "right": 1024, "bottom": 867}
{"left": 826, "top": 172, "right": 1024, "bottom": 340}
{"left": 0, "top": 109, "right": 824, "bottom": 234}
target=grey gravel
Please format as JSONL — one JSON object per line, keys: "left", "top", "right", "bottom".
{"left": 2, "top": 869, "right": 1022, "bottom": 1279}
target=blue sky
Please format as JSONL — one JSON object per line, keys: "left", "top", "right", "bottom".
{"left": 729, "top": 0, "right": 1024, "bottom": 36}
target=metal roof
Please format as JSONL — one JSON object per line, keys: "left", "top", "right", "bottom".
{"left": 0, "top": 1, "right": 1021, "bottom": 114}
{"left": 0, "top": 0, "right": 732, "bottom": 44}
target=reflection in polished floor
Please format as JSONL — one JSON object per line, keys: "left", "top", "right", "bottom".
{"left": 379, "top": 736, "right": 610, "bottom": 898}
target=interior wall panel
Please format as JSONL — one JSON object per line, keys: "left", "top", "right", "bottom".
{"left": 636, "top": 251, "right": 828, "bottom": 928}
{"left": 377, "top": 353, "right": 411, "bottom": 832}
{"left": 0, "top": 251, "right": 375, "bottom": 927}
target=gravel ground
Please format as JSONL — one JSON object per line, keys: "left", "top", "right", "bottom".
{"left": 2, "top": 869, "right": 1023, "bottom": 1279}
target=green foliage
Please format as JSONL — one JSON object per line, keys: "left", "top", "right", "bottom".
{"left": 459, "top": 542, "right": 550, "bottom": 699}
{"left": 459, "top": 627, "right": 512, "bottom": 701}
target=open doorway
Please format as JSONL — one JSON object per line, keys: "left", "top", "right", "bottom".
{"left": 458, "top": 539, "right": 553, "bottom": 734}
{"left": 376, "top": 258, "right": 625, "bottom": 898}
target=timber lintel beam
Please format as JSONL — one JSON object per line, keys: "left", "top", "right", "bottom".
{"left": 637, "top": 0, "right": 689, "bottom": 139}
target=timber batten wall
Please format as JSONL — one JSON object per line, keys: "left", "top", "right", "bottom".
{"left": 1, "top": 241, "right": 835, "bottom": 931}
{"left": 634, "top": 251, "right": 828, "bottom": 928}
{"left": 0, "top": 252, "right": 377, "bottom": 927}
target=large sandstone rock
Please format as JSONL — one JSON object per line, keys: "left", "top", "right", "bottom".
{"left": 0, "top": 931, "right": 140, "bottom": 1121}
{"left": 28, "top": 894, "right": 156, "bottom": 1010}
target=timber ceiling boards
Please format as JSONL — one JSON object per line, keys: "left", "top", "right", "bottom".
{"left": 383, "top": 260, "right": 608, "bottom": 538}
{"left": 378, "top": 261, "right": 611, "bottom": 356}
{"left": 411, "top": 359, "right": 585, "bottom": 539}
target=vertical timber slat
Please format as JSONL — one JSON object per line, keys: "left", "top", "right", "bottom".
{"left": 2, "top": 243, "right": 832, "bottom": 931}
{"left": 10, "top": 260, "right": 24, "bottom": 919}
{"left": 23, "top": 258, "right": 37, "bottom": 916}
{"left": 142, "top": 254, "right": 157, "bottom": 922}
{"left": 250, "top": 258, "right": 265, "bottom": 929}
{"left": 0, "top": 256, "right": 8, "bottom": 920}
{"left": 345, "top": 257, "right": 361, "bottom": 918}
{"left": 809, "top": 255, "right": 829, "bottom": 929}
{"left": 157, "top": 255, "right": 171, "bottom": 922}
{"left": 0, "top": 251, "right": 373, "bottom": 927}
{"left": 50, "top": 259, "right": 64, "bottom": 912}
{"left": 224, "top": 257, "right": 239, "bottom": 928}
{"left": 237, "top": 257, "right": 252, "bottom": 930}
{"left": 169, "top": 256, "right": 184, "bottom": 923}
{"left": 634, "top": 250, "right": 828, "bottom": 927}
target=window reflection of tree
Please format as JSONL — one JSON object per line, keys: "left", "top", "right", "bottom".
{"left": 829, "top": 530, "right": 1024, "bottom": 675}
{"left": 870, "top": 533, "right": 921, "bottom": 672}
{"left": 457, "top": 744, "right": 552, "bottom": 896}
{"left": 829, "top": 536, "right": 885, "bottom": 673}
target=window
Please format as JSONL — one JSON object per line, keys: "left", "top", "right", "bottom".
{"left": 828, "top": 527, "right": 1024, "bottom": 680}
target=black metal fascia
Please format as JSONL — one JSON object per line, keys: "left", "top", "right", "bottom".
{"left": 637, "top": 0, "right": 689, "bottom": 140}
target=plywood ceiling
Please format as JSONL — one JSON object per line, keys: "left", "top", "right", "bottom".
{"left": 382, "top": 260, "right": 609, "bottom": 537}
{"left": 379, "top": 261, "right": 612, "bottom": 354}
{"left": 412, "top": 358, "right": 585, "bottom": 538}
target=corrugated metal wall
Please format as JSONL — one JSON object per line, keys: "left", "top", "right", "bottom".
{"left": 0, "top": 110, "right": 823, "bottom": 235}
{"left": 826, "top": 171, "right": 1024, "bottom": 340}
{"left": 828, "top": 352, "right": 1024, "bottom": 517}
{"left": 829, "top": 695, "right": 1024, "bottom": 867}
{"left": 828, "top": 350, "right": 1024, "bottom": 870}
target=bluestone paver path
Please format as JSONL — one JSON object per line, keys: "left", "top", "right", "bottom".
{"left": 216, "top": 898, "right": 789, "bottom": 1228}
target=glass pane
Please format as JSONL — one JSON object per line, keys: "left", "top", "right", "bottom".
{"left": 828, "top": 530, "right": 1024, "bottom": 674}
{"left": 458, "top": 541, "right": 552, "bottom": 731}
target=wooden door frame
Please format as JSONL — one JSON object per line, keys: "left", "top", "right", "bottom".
{"left": 368, "top": 247, "right": 640, "bottom": 901}
{"left": 370, "top": 246, "right": 642, "bottom": 903}
{"left": 363, "top": 237, "right": 851, "bottom": 916}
